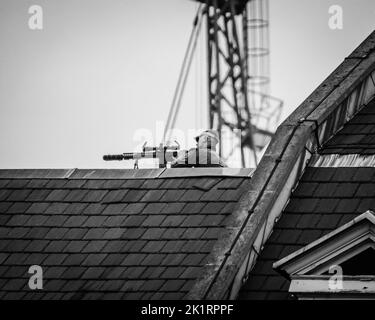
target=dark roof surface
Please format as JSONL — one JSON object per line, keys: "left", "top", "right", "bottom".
{"left": 322, "top": 97, "right": 375, "bottom": 154}
{"left": 0, "top": 169, "right": 251, "bottom": 300}
{"left": 239, "top": 166, "right": 375, "bottom": 300}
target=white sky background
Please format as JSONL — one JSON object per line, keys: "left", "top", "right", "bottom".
{"left": 0, "top": 0, "right": 375, "bottom": 168}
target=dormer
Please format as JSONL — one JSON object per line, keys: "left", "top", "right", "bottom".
{"left": 273, "top": 211, "right": 375, "bottom": 299}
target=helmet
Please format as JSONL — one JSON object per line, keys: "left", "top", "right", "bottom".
{"left": 195, "top": 129, "right": 220, "bottom": 143}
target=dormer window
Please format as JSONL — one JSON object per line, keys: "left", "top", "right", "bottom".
{"left": 273, "top": 211, "right": 375, "bottom": 299}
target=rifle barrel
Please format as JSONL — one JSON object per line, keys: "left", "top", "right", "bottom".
{"left": 103, "top": 151, "right": 179, "bottom": 161}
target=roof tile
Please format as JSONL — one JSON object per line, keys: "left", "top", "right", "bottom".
{"left": 296, "top": 229, "right": 322, "bottom": 245}
{"left": 284, "top": 198, "right": 319, "bottom": 213}
{"left": 25, "top": 240, "right": 50, "bottom": 252}
{"left": 121, "top": 228, "right": 146, "bottom": 240}
{"left": 64, "top": 216, "right": 88, "bottom": 227}
{"left": 64, "top": 228, "right": 88, "bottom": 240}
{"left": 180, "top": 189, "right": 204, "bottom": 202}
{"left": 102, "top": 190, "right": 129, "bottom": 203}
{"left": 355, "top": 183, "right": 375, "bottom": 197}
{"left": 44, "top": 215, "right": 68, "bottom": 227}
{"left": 123, "top": 215, "right": 147, "bottom": 227}
{"left": 121, "top": 180, "right": 145, "bottom": 189}
{"left": 44, "top": 203, "right": 69, "bottom": 214}
{"left": 122, "top": 190, "right": 146, "bottom": 202}
{"left": 44, "top": 241, "right": 69, "bottom": 252}
{"left": 7, "top": 215, "right": 30, "bottom": 227}
{"left": 142, "top": 241, "right": 166, "bottom": 253}
{"left": 181, "top": 202, "right": 205, "bottom": 214}
{"left": 123, "top": 203, "right": 146, "bottom": 214}
{"left": 83, "top": 203, "right": 105, "bottom": 215}
{"left": 160, "top": 279, "right": 185, "bottom": 292}
{"left": 121, "top": 254, "right": 147, "bottom": 266}
{"left": 140, "top": 254, "right": 166, "bottom": 267}
{"left": 142, "top": 203, "right": 166, "bottom": 215}
{"left": 103, "top": 215, "right": 128, "bottom": 227}
{"left": 312, "top": 183, "right": 338, "bottom": 198}
{"left": 82, "top": 254, "right": 107, "bottom": 266}
{"left": 45, "top": 189, "right": 70, "bottom": 202}
{"left": 316, "top": 214, "right": 341, "bottom": 229}
{"left": 63, "top": 241, "right": 88, "bottom": 253}
{"left": 140, "top": 179, "right": 164, "bottom": 189}
{"left": 24, "top": 215, "right": 48, "bottom": 227}
{"left": 45, "top": 180, "right": 66, "bottom": 189}
{"left": 101, "top": 203, "right": 127, "bottom": 215}
{"left": 192, "top": 178, "right": 220, "bottom": 191}
{"left": 314, "top": 198, "right": 339, "bottom": 213}
{"left": 26, "top": 189, "right": 51, "bottom": 202}
{"left": 138, "top": 280, "right": 164, "bottom": 292}
{"left": 142, "top": 266, "right": 166, "bottom": 278}
{"left": 160, "top": 190, "right": 185, "bottom": 202}
{"left": 162, "top": 228, "right": 186, "bottom": 239}
{"left": 335, "top": 198, "right": 360, "bottom": 213}
{"left": 64, "top": 189, "right": 88, "bottom": 202}
{"left": 160, "top": 215, "right": 188, "bottom": 227}
{"left": 7, "top": 202, "right": 31, "bottom": 214}
{"left": 215, "top": 178, "right": 243, "bottom": 189}
{"left": 82, "top": 190, "right": 108, "bottom": 202}
{"left": 162, "top": 253, "right": 188, "bottom": 266}
{"left": 45, "top": 228, "right": 69, "bottom": 239}
{"left": 6, "top": 180, "right": 30, "bottom": 189}
{"left": 83, "top": 216, "right": 107, "bottom": 228}
{"left": 160, "top": 202, "right": 186, "bottom": 214}
{"left": 101, "top": 180, "right": 126, "bottom": 189}
{"left": 64, "top": 180, "right": 86, "bottom": 189}
{"left": 200, "top": 188, "right": 225, "bottom": 201}
{"left": 293, "top": 182, "right": 318, "bottom": 197}
{"left": 0, "top": 190, "right": 12, "bottom": 202}
{"left": 103, "top": 228, "right": 126, "bottom": 239}
{"left": 181, "top": 228, "right": 206, "bottom": 239}
{"left": 332, "top": 183, "right": 359, "bottom": 197}
{"left": 140, "top": 190, "right": 166, "bottom": 202}
{"left": 141, "top": 228, "right": 165, "bottom": 240}
{"left": 142, "top": 215, "right": 166, "bottom": 227}
{"left": 181, "top": 254, "right": 205, "bottom": 266}
{"left": 162, "top": 241, "right": 185, "bottom": 253}
{"left": 159, "top": 178, "right": 185, "bottom": 189}
{"left": 181, "top": 215, "right": 205, "bottom": 227}
{"left": 83, "top": 229, "right": 107, "bottom": 240}
{"left": 82, "top": 241, "right": 107, "bottom": 253}
{"left": 201, "top": 215, "right": 224, "bottom": 226}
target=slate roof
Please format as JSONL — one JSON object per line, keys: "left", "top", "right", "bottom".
{"left": 239, "top": 166, "right": 375, "bottom": 299}
{"left": 322, "top": 97, "right": 375, "bottom": 154}
{"left": 0, "top": 169, "right": 252, "bottom": 300}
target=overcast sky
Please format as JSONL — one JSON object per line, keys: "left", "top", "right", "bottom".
{"left": 0, "top": 0, "right": 375, "bottom": 168}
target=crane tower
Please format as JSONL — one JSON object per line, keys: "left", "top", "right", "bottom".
{"left": 165, "top": 0, "right": 283, "bottom": 168}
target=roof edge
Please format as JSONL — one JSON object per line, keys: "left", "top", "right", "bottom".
{"left": 0, "top": 168, "right": 253, "bottom": 179}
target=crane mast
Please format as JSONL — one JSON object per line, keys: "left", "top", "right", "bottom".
{"left": 164, "top": 0, "right": 283, "bottom": 168}
{"left": 205, "top": 0, "right": 256, "bottom": 167}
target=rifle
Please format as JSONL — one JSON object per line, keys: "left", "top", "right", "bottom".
{"left": 103, "top": 142, "right": 180, "bottom": 168}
